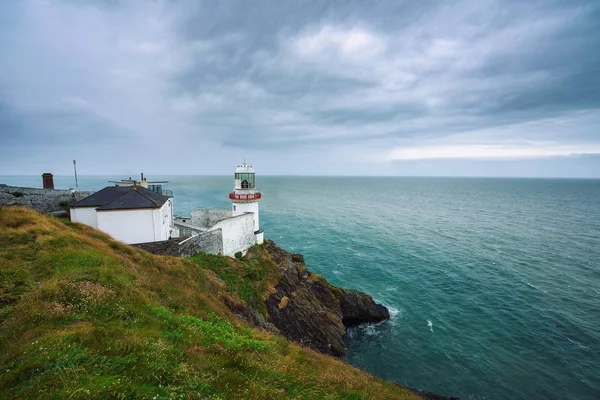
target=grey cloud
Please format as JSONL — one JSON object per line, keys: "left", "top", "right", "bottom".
{"left": 167, "top": 0, "right": 600, "bottom": 148}
{"left": 1, "top": 0, "right": 599, "bottom": 176}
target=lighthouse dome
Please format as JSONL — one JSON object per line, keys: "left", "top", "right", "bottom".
{"left": 235, "top": 163, "right": 254, "bottom": 173}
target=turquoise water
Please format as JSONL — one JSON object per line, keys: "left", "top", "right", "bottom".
{"left": 2, "top": 175, "right": 600, "bottom": 399}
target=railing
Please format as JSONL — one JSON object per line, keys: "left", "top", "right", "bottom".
{"left": 229, "top": 192, "right": 261, "bottom": 201}
{"left": 148, "top": 188, "right": 173, "bottom": 197}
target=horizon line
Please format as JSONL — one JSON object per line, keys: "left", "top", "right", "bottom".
{"left": 1, "top": 174, "right": 599, "bottom": 180}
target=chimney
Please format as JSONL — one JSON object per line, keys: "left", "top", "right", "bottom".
{"left": 140, "top": 173, "right": 148, "bottom": 189}
{"left": 42, "top": 173, "right": 54, "bottom": 190}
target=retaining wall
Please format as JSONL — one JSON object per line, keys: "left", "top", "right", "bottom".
{"left": 0, "top": 185, "right": 91, "bottom": 214}
{"left": 133, "top": 229, "right": 223, "bottom": 257}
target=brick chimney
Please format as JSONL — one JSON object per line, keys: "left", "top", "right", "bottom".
{"left": 42, "top": 173, "right": 54, "bottom": 190}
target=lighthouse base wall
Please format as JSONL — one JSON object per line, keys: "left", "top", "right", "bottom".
{"left": 256, "top": 231, "right": 264, "bottom": 245}
{"left": 232, "top": 201, "right": 259, "bottom": 232}
{"left": 174, "top": 209, "right": 259, "bottom": 257}
{"left": 209, "top": 213, "right": 256, "bottom": 257}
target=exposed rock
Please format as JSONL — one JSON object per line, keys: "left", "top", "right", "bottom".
{"left": 263, "top": 240, "right": 389, "bottom": 357}
{"left": 406, "top": 387, "right": 462, "bottom": 400}
{"left": 223, "top": 295, "right": 269, "bottom": 329}
{"left": 339, "top": 288, "right": 390, "bottom": 326}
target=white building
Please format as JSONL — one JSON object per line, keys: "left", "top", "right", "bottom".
{"left": 174, "top": 162, "right": 264, "bottom": 257}
{"left": 70, "top": 184, "right": 176, "bottom": 244}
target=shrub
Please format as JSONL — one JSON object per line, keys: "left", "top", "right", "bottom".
{"left": 59, "top": 200, "right": 69, "bottom": 207}
{"left": 12, "top": 191, "right": 24, "bottom": 198}
{"left": 234, "top": 251, "right": 243, "bottom": 260}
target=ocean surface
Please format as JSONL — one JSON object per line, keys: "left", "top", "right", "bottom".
{"left": 2, "top": 175, "right": 600, "bottom": 400}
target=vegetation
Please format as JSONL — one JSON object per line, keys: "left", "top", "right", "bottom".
{"left": 0, "top": 206, "right": 421, "bottom": 400}
{"left": 11, "top": 192, "right": 23, "bottom": 198}
{"left": 59, "top": 200, "right": 69, "bottom": 207}
{"left": 190, "top": 245, "right": 279, "bottom": 317}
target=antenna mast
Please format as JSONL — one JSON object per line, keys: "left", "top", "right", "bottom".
{"left": 73, "top": 160, "right": 79, "bottom": 191}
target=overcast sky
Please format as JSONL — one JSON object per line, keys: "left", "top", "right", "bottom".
{"left": 1, "top": 0, "right": 599, "bottom": 177}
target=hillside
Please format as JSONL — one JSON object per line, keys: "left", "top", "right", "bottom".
{"left": 0, "top": 207, "right": 423, "bottom": 400}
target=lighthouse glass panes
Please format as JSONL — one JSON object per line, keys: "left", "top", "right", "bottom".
{"left": 235, "top": 173, "right": 255, "bottom": 189}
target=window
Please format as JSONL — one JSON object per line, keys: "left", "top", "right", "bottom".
{"left": 233, "top": 205, "right": 236, "bottom": 211}
{"left": 235, "top": 173, "right": 255, "bottom": 188}
{"left": 241, "top": 180, "right": 249, "bottom": 188}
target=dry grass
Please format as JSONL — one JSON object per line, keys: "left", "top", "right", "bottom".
{"left": 0, "top": 206, "right": 422, "bottom": 400}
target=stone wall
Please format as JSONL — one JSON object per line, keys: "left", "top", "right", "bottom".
{"left": 191, "top": 208, "right": 232, "bottom": 228}
{"left": 133, "top": 229, "right": 223, "bottom": 257}
{"left": 174, "top": 219, "right": 208, "bottom": 237}
{"left": 175, "top": 208, "right": 256, "bottom": 257}
{"left": 0, "top": 185, "right": 91, "bottom": 214}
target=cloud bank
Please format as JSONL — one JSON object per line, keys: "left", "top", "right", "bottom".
{"left": 1, "top": 0, "right": 599, "bottom": 177}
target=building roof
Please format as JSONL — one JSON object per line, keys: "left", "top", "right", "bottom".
{"left": 70, "top": 186, "right": 169, "bottom": 211}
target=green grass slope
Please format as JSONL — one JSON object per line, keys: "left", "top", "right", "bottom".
{"left": 0, "top": 207, "right": 421, "bottom": 400}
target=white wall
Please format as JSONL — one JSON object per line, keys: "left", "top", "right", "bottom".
{"left": 210, "top": 213, "right": 255, "bottom": 257}
{"left": 71, "top": 200, "right": 174, "bottom": 244}
{"left": 232, "top": 201, "right": 259, "bottom": 232}
{"left": 256, "top": 231, "right": 264, "bottom": 245}
{"left": 97, "top": 209, "right": 156, "bottom": 244}
{"left": 70, "top": 207, "right": 99, "bottom": 229}
{"left": 155, "top": 200, "right": 172, "bottom": 241}
{"left": 164, "top": 199, "right": 178, "bottom": 238}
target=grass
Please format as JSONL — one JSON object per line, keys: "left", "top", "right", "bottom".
{"left": 189, "top": 246, "right": 280, "bottom": 317}
{"left": 0, "top": 206, "right": 422, "bottom": 400}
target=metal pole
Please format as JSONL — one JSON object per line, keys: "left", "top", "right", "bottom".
{"left": 73, "top": 160, "right": 79, "bottom": 191}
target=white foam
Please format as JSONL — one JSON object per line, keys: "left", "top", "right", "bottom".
{"left": 428, "top": 320, "right": 433, "bottom": 332}
{"left": 526, "top": 282, "right": 548, "bottom": 294}
{"left": 361, "top": 324, "right": 379, "bottom": 337}
{"left": 567, "top": 337, "right": 589, "bottom": 349}
{"left": 332, "top": 269, "right": 340, "bottom": 275}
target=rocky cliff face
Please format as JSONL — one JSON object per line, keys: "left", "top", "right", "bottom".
{"left": 262, "top": 240, "right": 389, "bottom": 357}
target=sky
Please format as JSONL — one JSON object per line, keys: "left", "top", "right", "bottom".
{"left": 1, "top": 0, "right": 599, "bottom": 177}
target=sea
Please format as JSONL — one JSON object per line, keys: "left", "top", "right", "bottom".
{"left": 2, "top": 175, "right": 599, "bottom": 400}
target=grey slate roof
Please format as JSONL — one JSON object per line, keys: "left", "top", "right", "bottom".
{"left": 70, "top": 186, "right": 169, "bottom": 211}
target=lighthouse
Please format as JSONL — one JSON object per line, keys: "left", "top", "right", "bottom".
{"left": 229, "top": 162, "right": 264, "bottom": 245}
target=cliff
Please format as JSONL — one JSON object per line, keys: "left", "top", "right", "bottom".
{"left": 262, "top": 240, "right": 389, "bottom": 357}
{"left": 0, "top": 206, "right": 424, "bottom": 399}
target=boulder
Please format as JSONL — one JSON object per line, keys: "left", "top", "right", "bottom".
{"left": 339, "top": 288, "right": 390, "bottom": 326}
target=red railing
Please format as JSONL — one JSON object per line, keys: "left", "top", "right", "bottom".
{"left": 229, "top": 192, "right": 262, "bottom": 201}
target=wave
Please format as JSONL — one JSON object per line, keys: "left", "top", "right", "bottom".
{"left": 526, "top": 282, "right": 548, "bottom": 294}
{"left": 567, "top": 337, "right": 590, "bottom": 349}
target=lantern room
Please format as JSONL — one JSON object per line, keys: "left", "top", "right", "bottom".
{"left": 234, "top": 163, "right": 256, "bottom": 190}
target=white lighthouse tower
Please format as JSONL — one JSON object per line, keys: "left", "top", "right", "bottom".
{"left": 229, "top": 162, "right": 264, "bottom": 244}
